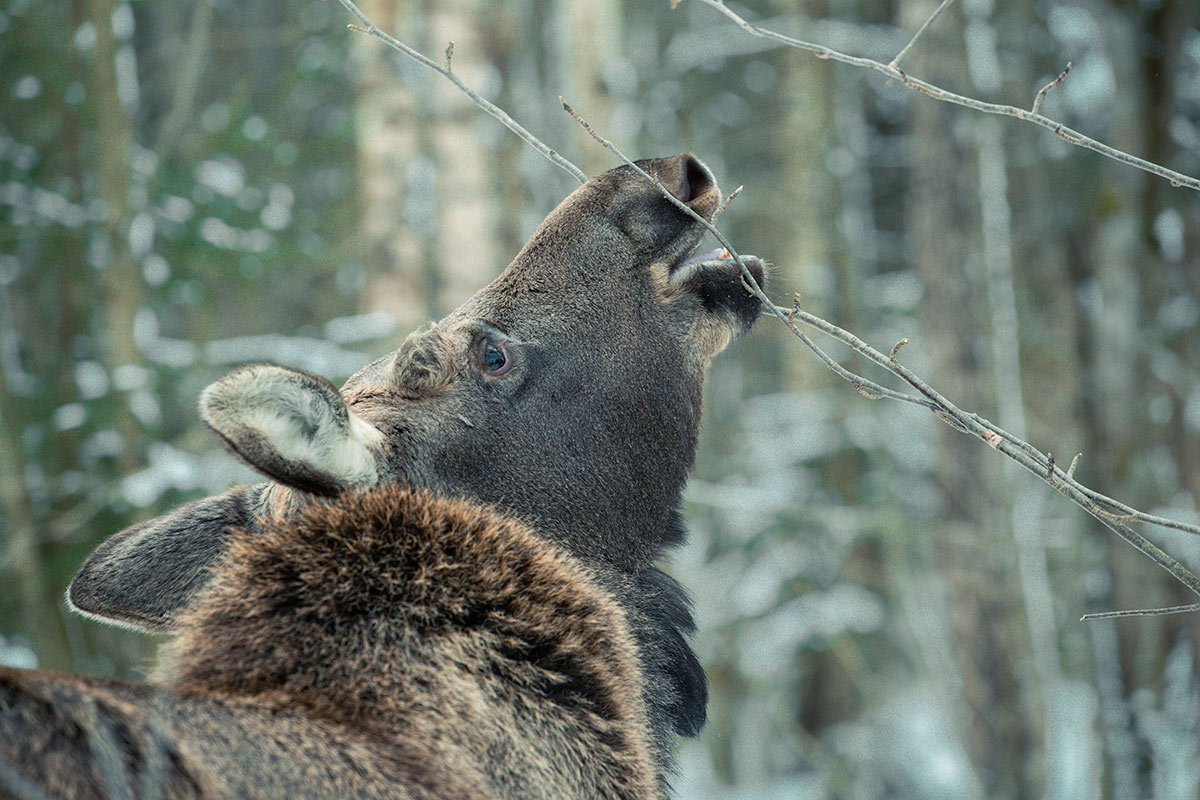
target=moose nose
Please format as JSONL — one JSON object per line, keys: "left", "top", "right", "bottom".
{"left": 665, "top": 153, "right": 720, "bottom": 219}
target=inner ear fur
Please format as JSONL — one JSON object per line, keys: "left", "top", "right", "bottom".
{"left": 199, "top": 364, "right": 383, "bottom": 496}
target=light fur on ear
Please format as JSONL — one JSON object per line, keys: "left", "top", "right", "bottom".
{"left": 200, "top": 364, "right": 383, "bottom": 495}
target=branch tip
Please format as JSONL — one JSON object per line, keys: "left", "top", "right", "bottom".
{"left": 786, "top": 295, "right": 800, "bottom": 326}
{"left": 1067, "top": 453, "right": 1081, "bottom": 479}
{"left": 714, "top": 184, "right": 743, "bottom": 223}
{"left": 854, "top": 383, "right": 885, "bottom": 401}
{"left": 1031, "top": 61, "right": 1071, "bottom": 115}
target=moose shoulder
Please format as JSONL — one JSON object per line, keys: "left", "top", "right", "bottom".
{"left": 7, "top": 154, "right": 765, "bottom": 797}
{"left": 4, "top": 487, "right": 658, "bottom": 799}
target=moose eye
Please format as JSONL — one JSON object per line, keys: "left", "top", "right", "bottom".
{"left": 480, "top": 339, "right": 513, "bottom": 376}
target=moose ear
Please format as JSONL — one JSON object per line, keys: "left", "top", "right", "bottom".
{"left": 199, "top": 364, "right": 383, "bottom": 496}
{"left": 67, "top": 485, "right": 261, "bottom": 632}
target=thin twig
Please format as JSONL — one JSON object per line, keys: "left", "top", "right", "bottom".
{"left": 333, "top": 0, "right": 587, "bottom": 185}
{"left": 780, "top": 302, "right": 1200, "bottom": 541}
{"left": 1081, "top": 603, "right": 1200, "bottom": 621}
{"left": 1067, "top": 453, "right": 1080, "bottom": 479}
{"left": 889, "top": 0, "right": 956, "bottom": 69}
{"left": 692, "top": 0, "right": 1200, "bottom": 191}
{"left": 713, "top": 184, "right": 743, "bottom": 224}
{"left": 793, "top": 308, "right": 1200, "bottom": 608}
{"left": 1031, "top": 62, "right": 1071, "bottom": 115}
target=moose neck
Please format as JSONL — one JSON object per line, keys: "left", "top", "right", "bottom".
{"left": 425, "top": 371, "right": 704, "bottom": 575}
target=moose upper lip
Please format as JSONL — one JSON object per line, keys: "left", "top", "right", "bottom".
{"left": 669, "top": 245, "right": 747, "bottom": 278}
{"left": 676, "top": 247, "right": 729, "bottom": 270}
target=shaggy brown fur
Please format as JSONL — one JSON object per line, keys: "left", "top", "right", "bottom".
{"left": 1, "top": 486, "right": 658, "bottom": 800}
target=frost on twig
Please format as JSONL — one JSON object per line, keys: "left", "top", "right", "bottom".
{"left": 1081, "top": 602, "right": 1200, "bottom": 621}
{"left": 713, "top": 184, "right": 743, "bottom": 224}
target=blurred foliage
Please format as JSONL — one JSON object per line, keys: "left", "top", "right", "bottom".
{"left": 2, "top": 0, "right": 1200, "bottom": 798}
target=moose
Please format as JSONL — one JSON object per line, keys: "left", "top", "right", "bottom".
{"left": 0, "top": 154, "right": 765, "bottom": 798}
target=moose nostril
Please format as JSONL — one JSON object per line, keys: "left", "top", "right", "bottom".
{"left": 659, "top": 153, "right": 719, "bottom": 212}
{"left": 669, "top": 168, "right": 691, "bottom": 203}
{"left": 682, "top": 156, "right": 714, "bottom": 204}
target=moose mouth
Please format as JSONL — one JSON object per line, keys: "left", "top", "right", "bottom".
{"left": 670, "top": 246, "right": 765, "bottom": 288}
{"left": 674, "top": 247, "right": 733, "bottom": 273}
{"left": 666, "top": 244, "right": 766, "bottom": 332}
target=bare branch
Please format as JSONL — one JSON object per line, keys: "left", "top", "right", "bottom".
{"left": 1081, "top": 603, "right": 1200, "bottom": 621}
{"left": 1031, "top": 62, "right": 1071, "bottom": 115}
{"left": 332, "top": 0, "right": 587, "bottom": 185}
{"left": 783, "top": 304, "right": 1200, "bottom": 608}
{"left": 889, "top": 0, "right": 956, "bottom": 70}
{"left": 713, "top": 184, "right": 743, "bottom": 224}
{"left": 691, "top": 0, "right": 1200, "bottom": 192}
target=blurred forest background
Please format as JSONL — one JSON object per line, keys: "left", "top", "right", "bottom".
{"left": 2, "top": 0, "right": 1199, "bottom": 797}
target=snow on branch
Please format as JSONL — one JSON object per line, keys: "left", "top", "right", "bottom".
{"left": 330, "top": 1, "right": 1200, "bottom": 618}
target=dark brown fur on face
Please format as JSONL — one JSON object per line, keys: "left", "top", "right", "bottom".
{"left": 1, "top": 485, "right": 659, "bottom": 799}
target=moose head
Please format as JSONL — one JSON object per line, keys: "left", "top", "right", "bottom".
{"left": 67, "top": 154, "right": 764, "bottom": 770}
